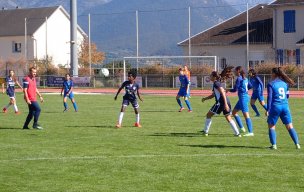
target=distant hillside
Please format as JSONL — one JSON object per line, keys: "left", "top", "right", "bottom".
{"left": 0, "top": 0, "right": 239, "bottom": 58}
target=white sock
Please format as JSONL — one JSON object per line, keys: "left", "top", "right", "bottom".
{"left": 229, "top": 120, "right": 239, "bottom": 135}
{"left": 136, "top": 114, "right": 140, "bottom": 123}
{"left": 13, "top": 104, "right": 18, "bottom": 112}
{"left": 204, "top": 118, "right": 212, "bottom": 133}
{"left": 118, "top": 112, "right": 124, "bottom": 124}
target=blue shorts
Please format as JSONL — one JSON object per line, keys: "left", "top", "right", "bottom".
{"left": 234, "top": 95, "right": 249, "bottom": 113}
{"left": 122, "top": 98, "right": 139, "bottom": 108}
{"left": 267, "top": 105, "right": 292, "bottom": 125}
{"left": 251, "top": 91, "right": 264, "bottom": 102}
{"left": 64, "top": 92, "right": 74, "bottom": 99}
{"left": 178, "top": 88, "right": 188, "bottom": 97}
{"left": 7, "top": 91, "right": 15, "bottom": 98}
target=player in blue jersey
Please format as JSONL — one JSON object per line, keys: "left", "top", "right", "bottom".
{"left": 60, "top": 74, "right": 78, "bottom": 112}
{"left": 176, "top": 67, "right": 192, "bottom": 112}
{"left": 201, "top": 68, "right": 241, "bottom": 137}
{"left": 267, "top": 67, "right": 300, "bottom": 150}
{"left": 114, "top": 70, "right": 143, "bottom": 128}
{"left": 228, "top": 66, "right": 254, "bottom": 136}
{"left": 248, "top": 69, "right": 267, "bottom": 116}
{"left": 2, "top": 70, "right": 23, "bottom": 114}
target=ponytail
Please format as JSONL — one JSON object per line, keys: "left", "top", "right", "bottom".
{"left": 220, "top": 66, "right": 234, "bottom": 81}
{"left": 272, "top": 67, "right": 295, "bottom": 86}
{"left": 236, "top": 66, "right": 246, "bottom": 79}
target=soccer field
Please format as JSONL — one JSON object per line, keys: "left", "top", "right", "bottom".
{"left": 0, "top": 94, "right": 303, "bottom": 192}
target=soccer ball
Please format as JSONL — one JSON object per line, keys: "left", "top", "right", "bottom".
{"left": 101, "top": 68, "right": 109, "bottom": 77}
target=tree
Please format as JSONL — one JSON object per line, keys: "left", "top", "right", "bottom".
{"left": 78, "top": 39, "right": 105, "bottom": 73}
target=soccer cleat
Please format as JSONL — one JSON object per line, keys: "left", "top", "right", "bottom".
{"left": 33, "top": 124, "right": 43, "bottom": 130}
{"left": 178, "top": 107, "right": 185, "bottom": 112}
{"left": 240, "top": 127, "right": 246, "bottom": 133}
{"left": 2, "top": 108, "right": 7, "bottom": 113}
{"left": 63, "top": 108, "right": 68, "bottom": 112}
{"left": 115, "top": 124, "right": 122, "bottom": 128}
{"left": 22, "top": 126, "right": 29, "bottom": 130}
{"left": 15, "top": 111, "right": 21, "bottom": 115}
{"left": 296, "top": 144, "right": 301, "bottom": 149}
{"left": 269, "top": 145, "right": 277, "bottom": 150}
{"left": 134, "top": 123, "right": 142, "bottom": 128}
{"left": 255, "top": 114, "right": 260, "bottom": 117}
{"left": 234, "top": 134, "right": 242, "bottom": 137}
{"left": 199, "top": 130, "right": 208, "bottom": 136}
{"left": 188, "top": 110, "right": 193, "bottom": 112}
{"left": 243, "top": 133, "right": 254, "bottom": 137}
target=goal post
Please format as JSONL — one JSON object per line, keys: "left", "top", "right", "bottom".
{"left": 123, "top": 55, "right": 217, "bottom": 81}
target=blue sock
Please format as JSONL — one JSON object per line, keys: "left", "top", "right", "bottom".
{"left": 177, "top": 99, "right": 183, "bottom": 108}
{"left": 251, "top": 104, "right": 260, "bottom": 116}
{"left": 64, "top": 102, "right": 68, "bottom": 109}
{"left": 73, "top": 102, "right": 78, "bottom": 111}
{"left": 269, "top": 128, "right": 276, "bottom": 145}
{"left": 245, "top": 118, "right": 253, "bottom": 133}
{"left": 288, "top": 128, "right": 299, "bottom": 144}
{"left": 185, "top": 100, "right": 192, "bottom": 110}
{"left": 234, "top": 115, "right": 244, "bottom": 128}
{"left": 262, "top": 104, "right": 267, "bottom": 111}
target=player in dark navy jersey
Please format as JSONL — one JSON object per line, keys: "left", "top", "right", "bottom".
{"left": 248, "top": 69, "right": 267, "bottom": 116}
{"left": 114, "top": 71, "right": 143, "bottom": 128}
{"left": 228, "top": 66, "right": 254, "bottom": 136}
{"left": 2, "top": 70, "right": 23, "bottom": 114}
{"left": 267, "top": 67, "right": 300, "bottom": 150}
{"left": 60, "top": 74, "right": 78, "bottom": 112}
{"left": 176, "top": 67, "right": 192, "bottom": 112}
{"left": 201, "top": 68, "right": 240, "bottom": 137}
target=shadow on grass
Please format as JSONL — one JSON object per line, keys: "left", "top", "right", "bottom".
{"left": 179, "top": 144, "right": 264, "bottom": 149}
{"left": 141, "top": 110, "right": 178, "bottom": 113}
{"left": 149, "top": 132, "right": 232, "bottom": 138}
{"left": 65, "top": 125, "right": 117, "bottom": 129}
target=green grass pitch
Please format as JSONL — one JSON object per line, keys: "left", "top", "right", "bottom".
{"left": 0, "top": 93, "right": 303, "bottom": 191}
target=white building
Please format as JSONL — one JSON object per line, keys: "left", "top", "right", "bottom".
{"left": 270, "top": 0, "right": 304, "bottom": 65}
{"left": 0, "top": 6, "right": 87, "bottom": 71}
{"left": 178, "top": 0, "right": 304, "bottom": 70}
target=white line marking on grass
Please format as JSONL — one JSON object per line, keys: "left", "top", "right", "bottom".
{"left": 1, "top": 153, "right": 303, "bottom": 162}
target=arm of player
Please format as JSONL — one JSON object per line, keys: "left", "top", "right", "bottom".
{"left": 219, "top": 87, "right": 229, "bottom": 111}
{"left": 266, "top": 83, "right": 272, "bottom": 116}
{"left": 15, "top": 80, "right": 23, "bottom": 91}
{"left": 228, "top": 77, "right": 240, "bottom": 93}
{"left": 23, "top": 88, "right": 31, "bottom": 104}
{"left": 202, "top": 93, "right": 214, "bottom": 102}
{"left": 36, "top": 88, "right": 44, "bottom": 103}
{"left": 114, "top": 83, "right": 125, "bottom": 100}
{"left": 60, "top": 86, "right": 64, "bottom": 96}
{"left": 137, "top": 88, "right": 143, "bottom": 102}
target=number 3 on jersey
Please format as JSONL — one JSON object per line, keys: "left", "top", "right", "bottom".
{"left": 278, "top": 87, "right": 285, "bottom": 99}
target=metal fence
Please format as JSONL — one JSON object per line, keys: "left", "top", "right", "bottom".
{"left": 11, "top": 74, "right": 302, "bottom": 90}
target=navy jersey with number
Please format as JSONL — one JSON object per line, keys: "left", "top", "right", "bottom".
{"left": 121, "top": 81, "right": 139, "bottom": 100}
{"left": 5, "top": 77, "right": 16, "bottom": 94}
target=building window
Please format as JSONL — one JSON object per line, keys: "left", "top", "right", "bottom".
{"left": 296, "top": 49, "right": 300, "bottom": 65}
{"left": 12, "top": 42, "right": 22, "bottom": 53}
{"left": 284, "top": 10, "right": 296, "bottom": 33}
{"left": 277, "top": 49, "right": 284, "bottom": 65}
{"left": 220, "top": 58, "right": 227, "bottom": 69}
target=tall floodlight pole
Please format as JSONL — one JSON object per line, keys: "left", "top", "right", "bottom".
{"left": 136, "top": 10, "right": 139, "bottom": 72}
{"left": 70, "top": 0, "right": 78, "bottom": 76}
{"left": 25, "top": 18, "right": 28, "bottom": 72}
{"left": 88, "top": 13, "right": 92, "bottom": 76}
{"left": 45, "top": 17, "right": 48, "bottom": 74}
{"left": 188, "top": 6, "right": 192, "bottom": 68}
{"left": 246, "top": 3, "right": 249, "bottom": 71}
